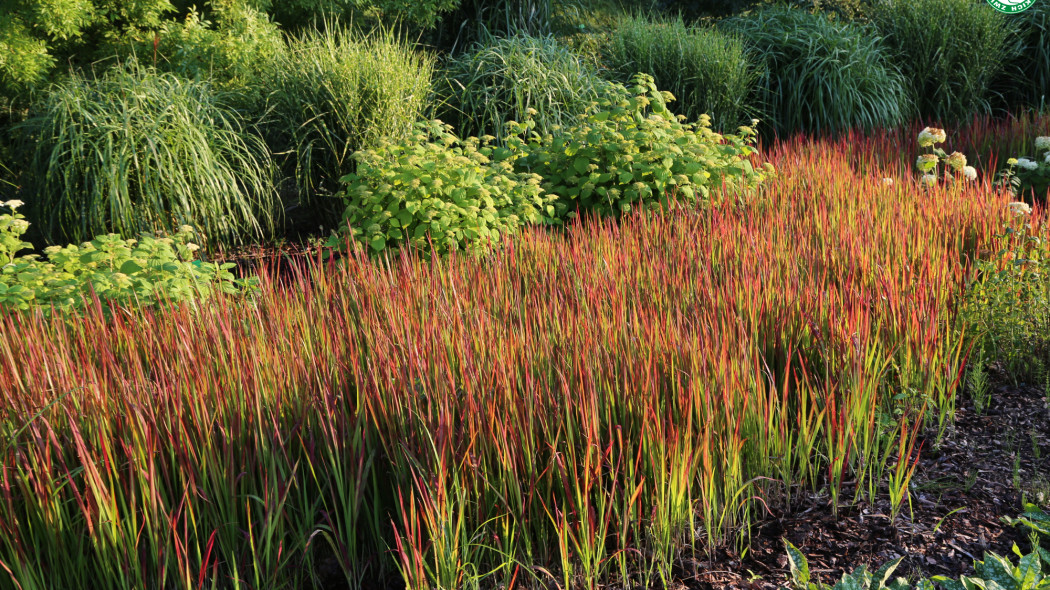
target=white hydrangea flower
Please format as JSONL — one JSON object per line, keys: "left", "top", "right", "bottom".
{"left": 1016, "top": 157, "right": 1039, "bottom": 171}
{"left": 186, "top": 243, "right": 200, "bottom": 252}
{"left": 918, "top": 127, "right": 947, "bottom": 148}
{"left": 178, "top": 225, "right": 196, "bottom": 234}
{"left": 946, "top": 151, "right": 967, "bottom": 171}
{"left": 3, "top": 200, "right": 24, "bottom": 209}
{"left": 1009, "top": 201, "right": 1033, "bottom": 216}
{"left": 882, "top": 177, "right": 894, "bottom": 186}
{"left": 963, "top": 166, "right": 977, "bottom": 181}
{"left": 921, "top": 174, "right": 938, "bottom": 186}
{"left": 10, "top": 219, "right": 29, "bottom": 232}
{"left": 1036, "top": 136, "right": 1050, "bottom": 152}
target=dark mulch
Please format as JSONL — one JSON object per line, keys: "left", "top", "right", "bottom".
{"left": 689, "top": 372, "right": 1050, "bottom": 589}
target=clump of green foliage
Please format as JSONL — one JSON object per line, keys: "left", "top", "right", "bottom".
{"left": 19, "top": 60, "right": 277, "bottom": 247}
{"left": 519, "top": 74, "right": 771, "bottom": 218}
{"left": 602, "top": 13, "right": 758, "bottom": 130}
{"left": 720, "top": 6, "right": 909, "bottom": 135}
{"left": 265, "top": 25, "right": 435, "bottom": 205}
{"left": 250, "top": 0, "right": 462, "bottom": 29}
{"left": 138, "top": 1, "right": 287, "bottom": 99}
{"left": 438, "top": 33, "right": 612, "bottom": 141}
{"left": 869, "top": 0, "right": 1015, "bottom": 123}
{"left": 1008, "top": 2, "right": 1050, "bottom": 109}
{"left": 963, "top": 205, "right": 1050, "bottom": 385}
{"left": 333, "top": 119, "right": 555, "bottom": 255}
{"left": 0, "top": 0, "right": 175, "bottom": 97}
{"left": 786, "top": 535, "right": 1050, "bottom": 590}
{"left": 0, "top": 201, "right": 253, "bottom": 312}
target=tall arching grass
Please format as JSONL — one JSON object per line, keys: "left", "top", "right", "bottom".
{"left": 870, "top": 0, "right": 1015, "bottom": 123}
{"left": 20, "top": 60, "right": 278, "bottom": 247}
{"left": 437, "top": 33, "right": 612, "bottom": 140}
{"left": 721, "top": 7, "right": 909, "bottom": 136}
{"left": 265, "top": 26, "right": 435, "bottom": 205}
{"left": 602, "top": 13, "right": 758, "bottom": 130}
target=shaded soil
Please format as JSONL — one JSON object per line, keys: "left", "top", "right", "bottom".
{"left": 692, "top": 372, "right": 1050, "bottom": 589}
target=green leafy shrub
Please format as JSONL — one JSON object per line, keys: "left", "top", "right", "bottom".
{"left": 519, "top": 74, "right": 772, "bottom": 218}
{"left": 602, "top": 14, "right": 758, "bottom": 130}
{"left": 0, "top": 201, "right": 253, "bottom": 312}
{"left": 437, "top": 33, "right": 612, "bottom": 141}
{"left": 962, "top": 204, "right": 1050, "bottom": 384}
{"left": 869, "top": 0, "right": 1015, "bottom": 123}
{"left": 138, "top": 1, "right": 287, "bottom": 99}
{"left": 19, "top": 60, "right": 277, "bottom": 247}
{"left": 332, "top": 120, "right": 555, "bottom": 255}
{"left": 720, "top": 6, "right": 908, "bottom": 135}
{"left": 265, "top": 26, "right": 434, "bottom": 204}
{"left": 785, "top": 540, "right": 909, "bottom": 590}
{"left": 0, "top": 0, "right": 175, "bottom": 97}
{"left": 250, "top": 0, "right": 462, "bottom": 29}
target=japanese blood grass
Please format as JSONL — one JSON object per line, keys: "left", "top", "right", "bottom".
{"left": 0, "top": 134, "right": 1019, "bottom": 589}
{"left": 19, "top": 61, "right": 278, "bottom": 248}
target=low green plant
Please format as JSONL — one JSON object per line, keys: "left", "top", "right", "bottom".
{"left": 785, "top": 539, "right": 910, "bottom": 590}
{"left": 869, "top": 0, "right": 1015, "bottom": 123}
{"left": 0, "top": 201, "right": 253, "bottom": 312}
{"left": 962, "top": 205, "right": 1050, "bottom": 385}
{"left": 18, "top": 59, "right": 278, "bottom": 247}
{"left": 720, "top": 7, "right": 908, "bottom": 135}
{"left": 602, "top": 13, "right": 758, "bottom": 130}
{"left": 1004, "top": 504, "right": 1050, "bottom": 543}
{"left": 265, "top": 25, "right": 435, "bottom": 206}
{"left": 786, "top": 537, "right": 1050, "bottom": 590}
{"left": 331, "top": 119, "right": 555, "bottom": 255}
{"left": 519, "top": 73, "right": 772, "bottom": 218}
{"left": 437, "top": 33, "right": 612, "bottom": 141}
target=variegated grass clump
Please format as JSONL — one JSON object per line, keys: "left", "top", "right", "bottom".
{"left": 0, "top": 128, "right": 1023, "bottom": 590}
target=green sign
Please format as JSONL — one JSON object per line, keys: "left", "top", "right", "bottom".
{"left": 986, "top": 0, "right": 1035, "bottom": 13}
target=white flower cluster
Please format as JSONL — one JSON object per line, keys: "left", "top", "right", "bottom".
{"left": 1009, "top": 201, "right": 1033, "bottom": 216}
{"left": 918, "top": 127, "right": 947, "bottom": 148}
{"left": 882, "top": 177, "right": 894, "bottom": 186}
{"left": 1035, "top": 136, "right": 1050, "bottom": 152}
{"left": 1016, "top": 157, "right": 1039, "bottom": 171}
{"left": 2, "top": 200, "right": 23, "bottom": 209}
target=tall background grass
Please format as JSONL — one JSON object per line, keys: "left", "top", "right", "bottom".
{"left": 18, "top": 60, "right": 278, "bottom": 247}
{"left": 602, "top": 14, "right": 757, "bottom": 130}
{"left": 263, "top": 25, "right": 435, "bottom": 214}
{"left": 720, "top": 7, "right": 909, "bottom": 136}
{"left": 437, "top": 33, "right": 611, "bottom": 139}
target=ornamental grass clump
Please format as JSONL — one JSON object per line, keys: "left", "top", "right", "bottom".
{"left": 19, "top": 60, "right": 278, "bottom": 247}
{"left": 265, "top": 26, "right": 435, "bottom": 204}
{"left": 602, "top": 14, "right": 758, "bottom": 130}
{"left": 437, "top": 33, "right": 612, "bottom": 141}
{"left": 719, "top": 6, "right": 909, "bottom": 135}
{"left": 870, "top": 0, "right": 1015, "bottom": 122}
